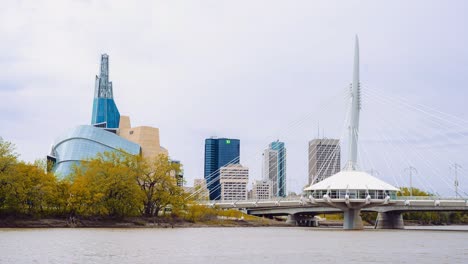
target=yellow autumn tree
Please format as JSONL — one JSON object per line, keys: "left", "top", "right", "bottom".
{"left": 69, "top": 151, "right": 144, "bottom": 218}
{"left": 132, "top": 154, "right": 185, "bottom": 217}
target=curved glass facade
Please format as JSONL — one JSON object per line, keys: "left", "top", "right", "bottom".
{"left": 50, "top": 125, "right": 141, "bottom": 178}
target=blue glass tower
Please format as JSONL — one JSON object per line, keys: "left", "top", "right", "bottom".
{"left": 270, "top": 141, "right": 286, "bottom": 197}
{"left": 91, "top": 54, "right": 120, "bottom": 129}
{"left": 204, "top": 138, "right": 240, "bottom": 200}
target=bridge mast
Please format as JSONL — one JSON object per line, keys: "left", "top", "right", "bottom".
{"left": 346, "top": 35, "right": 361, "bottom": 171}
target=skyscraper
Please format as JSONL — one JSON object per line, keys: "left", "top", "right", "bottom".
{"left": 308, "top": 138, "right": 341, "bottom": 184}
{"left": 91, "top": 54, "right": 120, "bottom": 129}
{"left": 263, "top": 141, "right": 286, "bottom": 197}
{"left": 204, "top": 137, "right": 240, "bottom": 200}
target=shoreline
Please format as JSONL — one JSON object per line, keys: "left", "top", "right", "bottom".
{"left": 0, "top": 217, "right": 290, "bottom": 229}
{"left": 1, "top": 217, "right": 466, "bottom": 229}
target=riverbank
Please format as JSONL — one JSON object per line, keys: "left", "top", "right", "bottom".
{"left": 0, "top": 216, "right": 289, "bottom": 228}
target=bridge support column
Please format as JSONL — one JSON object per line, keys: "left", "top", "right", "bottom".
{"left": 286, "top": 214, "right": 297, "bottom": 226}
{"left": 343, "top": 209, "right": 363, "bottom": 230}
{"left": 375, "top": 212, "right": 404, "bottom": 229}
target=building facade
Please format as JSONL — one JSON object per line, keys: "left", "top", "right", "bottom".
{"left": 193, "top": 178, "right": 210, "bottom": 200}
{"left": 117, "top": 115, "right": 168, "bottom": 158}
{"left": 308, "top": 138, "right": 341, "bottom": 184}
{"left": 252, "top": 180, "right": 272, "bottom": 200}
{"left": 263, "top": 141, "right": 286, "bottom": 197}
{"left": 220, "top": 164, "right": 249, "bottom": 201}
{"left": 204, "top": 137, "right": 240, "bottom": 200}
{"left": 48, "top": 125, "right": 141, "bottom": 177}
{"left": 49, "top": 54, "right": 174, "bottom": 177}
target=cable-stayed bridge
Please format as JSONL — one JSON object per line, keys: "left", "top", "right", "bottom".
{"left": 189, "top": 36, "right": 468, "bottom": 230}
{"left": 198, "top": 196, "right": 468, "bottom": 229}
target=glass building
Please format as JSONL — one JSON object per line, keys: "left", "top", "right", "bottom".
{"left": 263, "top": 141, "right": 287, "bottom": 197}
{"left": 91, "top": 54, "right": 120, "bottom": 129}
{"left": 48, "top": 54, "right": 141, "bottom": 178}
{"left": 204, "top": 138, "right": 240, "bottom": 200}
{"left": 49, "top": 125, "right": 141, "bottom": 177}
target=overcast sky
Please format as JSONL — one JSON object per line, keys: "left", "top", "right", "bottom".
{"left": 1, "top": 0, "right": 468, "bottom": 196}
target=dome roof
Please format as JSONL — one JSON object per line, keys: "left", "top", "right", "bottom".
{"left": 304, "top": 170, "right": 399, "bottom": 192}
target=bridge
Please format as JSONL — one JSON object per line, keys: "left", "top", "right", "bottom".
{"left": 189, "top": 36, "right": 468, "bottom": 230}
{"left": 200, "top": 196, "right": 468, "bottom": 229}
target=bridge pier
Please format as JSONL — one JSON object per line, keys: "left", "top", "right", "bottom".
{"left": 343, "top": 209, "right": 363, "bottom": 230}
{"left": 375, "top": 212, "right": 404, "bottom": 229}
{"left": 286, "top": 214, "right": 297, "bottom": 225}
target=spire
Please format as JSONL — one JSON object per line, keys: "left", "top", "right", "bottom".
{"left": 94, "top": 54, "right": 113, "bottom": 99}
{"left": 91, "top": 54, "right": 120, "bottom": 128}
{"left": 346, "top": 35, "right": 361, "bottom": 170}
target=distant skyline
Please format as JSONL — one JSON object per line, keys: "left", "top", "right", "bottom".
{"left": 1, "top": 1, "right": 468, "bottom": 195}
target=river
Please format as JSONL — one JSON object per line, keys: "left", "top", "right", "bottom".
{"left": 0, "top": 227, "right": 467, "bottom": 263}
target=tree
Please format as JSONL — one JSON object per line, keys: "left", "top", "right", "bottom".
{"left": 133, "top": 154, "right": 185, "bottom": 217}
{"left": 398, "top": 187, "right": 431, "bottom": 197}
{"left": 69, "top": 151, "right": 144, "bottom": 218}
{"left": 0, "top": 137, "right": 18, "bottom": 174}
{"left": 0, "top": 161, "right": 58, "bottom": 216}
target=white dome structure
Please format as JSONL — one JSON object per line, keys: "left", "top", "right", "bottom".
{"left": 305, "top": 170, "right": 399, "bottom": 192}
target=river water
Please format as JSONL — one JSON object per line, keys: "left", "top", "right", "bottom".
{"left": 0, "top": 227, "right": 467, "bottom": 264}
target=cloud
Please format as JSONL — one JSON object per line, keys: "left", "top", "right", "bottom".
{"left": 1, "top": 0, "right": 468, "bottom": 195}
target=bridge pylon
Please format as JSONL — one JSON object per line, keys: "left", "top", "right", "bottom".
{"left": 304, "top": 36, "right": 399, "bottom": 230}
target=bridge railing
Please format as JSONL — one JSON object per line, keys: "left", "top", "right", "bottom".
{"left": 395, "top": 196, "right": 467, "bottom": 200}
{"left": 197, "top": 197, "right": 304, "bottom": 204}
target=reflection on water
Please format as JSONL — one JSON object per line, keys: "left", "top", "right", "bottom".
{"left": 0, "top": 227, "right": 467, "bottom": 264}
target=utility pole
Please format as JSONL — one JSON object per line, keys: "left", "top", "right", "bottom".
{"left": 450, "top": 163, "right": 461, "bottom": 198}
{"left": 404, "top": 166, "right": 418, "bottom": 198}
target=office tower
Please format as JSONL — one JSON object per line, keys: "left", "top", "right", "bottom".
{"left": 91, "top": 54, "right": 120, "bottom": 129}
{"left": 252, "top": 180, "right": 272, "bottom": 200}
{"left": 308, "top": 138, "right": 341, "bottom": 184}
{"left": 220, "top": 164, "right": 249, "bottom": 201}
{"left": 204, "top": 137, "right": 240, "bottom": 200}
{"left": 170, "top": 160, "right": 184, "bottom": 187}
{"left": 263, "top": 140, "right": 286, "bottom": 197}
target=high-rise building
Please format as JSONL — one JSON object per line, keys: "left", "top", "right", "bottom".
{"left": 252, "top": 180, "right": 272, "bottom": 200}
{"left": 170, "top": 160, "right": 184, "bottom": 187}
{"left": 220, "top": 164, "right": 249, "bottom": 201}
{"left": 91, "top": 54, "right": 120, "bottom": 129}
{"left": 263, "top": 141, "right": 286, "bottom": 197}
{"left": 204, "top": 137, "right": 240, "bottom": 200}
{"left": 308, "top": 138, "right": 341, "bottom": 184}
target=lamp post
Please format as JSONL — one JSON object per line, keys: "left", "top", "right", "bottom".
{"left": 450, "top": 163, "right": 461, "bottom": 198}
{"left": 404, "top": 166, "right": 417, "bottom": 198}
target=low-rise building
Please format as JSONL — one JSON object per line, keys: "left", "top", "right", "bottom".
{"left": 252, "top": 180, "right": 272, "bottom": 200}
{"left": 193, "top": 178, "right": 210, "bottom": 200}
{"left": 220, "top": 164, "right": 249, "bottom": 201}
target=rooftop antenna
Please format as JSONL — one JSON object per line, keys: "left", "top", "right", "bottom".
{"left": 317, "top": 121, "right": 320, "bottom": 138}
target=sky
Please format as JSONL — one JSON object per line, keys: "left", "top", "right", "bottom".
{"left": 1, "top": 0, "right": 468, "bottom": 196}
